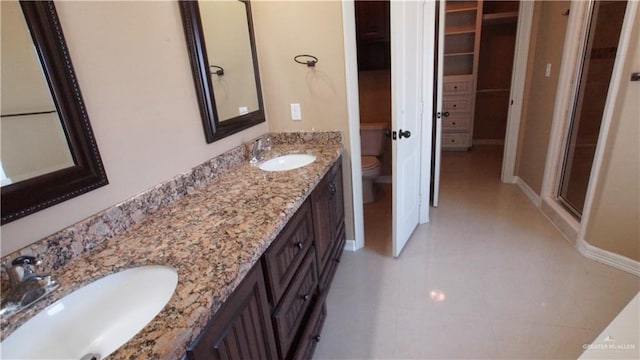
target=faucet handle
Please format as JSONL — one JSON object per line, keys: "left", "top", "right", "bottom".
{"left": 10, "top": 256, "right": 41, "bottom": 281}
{"left": 11, "top": 255, "right": 38, "bottom": 267}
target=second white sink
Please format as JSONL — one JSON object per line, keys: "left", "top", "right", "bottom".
{"left": 259, "top": 154, "right": 316, "bottom": 172}
{"left": 1, "top": 265, "right": 178, "bottom": 360}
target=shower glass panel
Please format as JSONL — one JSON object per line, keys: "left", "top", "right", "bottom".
{"left": 558, "top": 0, "right": 627, "bottom": 218}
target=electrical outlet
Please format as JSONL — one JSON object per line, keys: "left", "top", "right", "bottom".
{"left": 239, "top": 106, "right": 248, "bottom": 115}
{"left": 291, "top": 103, "right": 302, "bottom": 121}
{"left": 545, "top": 63, "right": 552, "bottom": 78}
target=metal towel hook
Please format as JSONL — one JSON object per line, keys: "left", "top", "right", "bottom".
{"left": 294, "top": 54, "right": 318, "bottom": 67}
{"left": 210, "top": 65, "right": 224, "bottom": 76}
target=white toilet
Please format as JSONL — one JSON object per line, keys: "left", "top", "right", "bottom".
{"left": 360, "top": 122, "right": 388, "bottom": 204}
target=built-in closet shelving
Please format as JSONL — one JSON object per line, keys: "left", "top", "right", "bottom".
{"left": 442, "top": 1, "right": 483, "bottom": 150}
{"left": 443, "top": 0, "right": 519, "bottom": 150}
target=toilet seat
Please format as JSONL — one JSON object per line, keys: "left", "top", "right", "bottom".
{"left": 361, "top": 156, "right": 381, "bottom": 177}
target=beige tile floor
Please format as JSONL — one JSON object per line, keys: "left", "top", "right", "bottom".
{"left": 314, "top": 145, "right": 639, "bottom": 359}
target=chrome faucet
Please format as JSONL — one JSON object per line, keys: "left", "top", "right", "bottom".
{"left": 1, "top": 256, "right": 58, "bottom": 317}
{"left": 249, "top": 137, "right": 271, "bottom": 164}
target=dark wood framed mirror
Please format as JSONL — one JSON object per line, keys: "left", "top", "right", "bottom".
{"left": 179, "top": 0, "right": 265, "bottom": 143}
{"left": 0, "top": 1, "right": 108, "bottom": 224}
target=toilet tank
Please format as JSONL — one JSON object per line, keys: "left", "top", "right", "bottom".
{"left": 360, "top": 122, "right": 388, "bottom": 156}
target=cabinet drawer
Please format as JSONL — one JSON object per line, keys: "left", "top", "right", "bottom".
{"left": 291, "top": 292, "right": 328, "bottom": 360}
{"left": 442, "top": 133, "right": 470, "bottom": 149}
{"left": 272, "top": 247, "right": 318, "bottom": 359}
{"left": 442, "top": 114, "right": 470, "bottom": 131}
{"left": 443, "top": 97, "right": 471, "bottom": 113}
{"left": 263, "top": 200, "right": 314, "bottom": 305}
{"left": 443, "top": 76, "right": 473, "bottom": 94}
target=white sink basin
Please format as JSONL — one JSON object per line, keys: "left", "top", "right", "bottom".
{"left": 1, "top": 265, "right": 178, "bottom": 360}
{"left": 259, "top": 154, "right": 316, "bottom": 172}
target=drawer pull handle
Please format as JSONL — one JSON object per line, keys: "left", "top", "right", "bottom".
{"left": 452, "top": 122, "right": 456, "bottom": 125}
{"left": 453, "top": 86, "right": 458, "bottom": 89}
{"left": 313, "top": 335, "right": 321, "bottom": 342}
{"left": 301, "top": 294, "right": 311, "bottom": 301}
{"left": 451, "top": 139, "right": 455, "bottom": 143}
{"left": 295, "top": 241, "right": 303, "bottom": 249}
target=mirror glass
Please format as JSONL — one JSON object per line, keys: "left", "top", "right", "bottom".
{"left": 1, "top": 1, "right": 74, "bottom": 186}
{"left": 199, "top": 0, "right": 259, "bottom": 122}
{"left": 0, "top": 1, "right": 108, "bottom": 224}
{"left": 180, "top": 0, "right": 265, "bottom": 143}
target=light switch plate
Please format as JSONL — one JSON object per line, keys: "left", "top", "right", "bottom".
{"left": 291, "top": 103, "right": 301, "bottom": 121}
{"left": 545, "top": 63, "right": 552, "bottom": 78}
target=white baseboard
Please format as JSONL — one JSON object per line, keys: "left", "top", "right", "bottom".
{"left": 344, "top": 239, "right": 360, "bottom": 252}
{"left": 577, "top": 238, "right": 640, "bottom": 277}
{"left": 374, "top": 176, "right": 392, "bottom": 184}
{"left": 515, "top": 176, "right": 542, "bottom": 207}
{"left": 540, "top": 197, "right": 579, "bottom": 245}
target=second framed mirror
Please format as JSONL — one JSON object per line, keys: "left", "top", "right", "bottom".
{"left": 179, "top": 0, "right": 265, "bottom": 143}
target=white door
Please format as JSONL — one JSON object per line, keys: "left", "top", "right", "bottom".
{"left": 391, "top": 0, "right": 425, "bottom": 257}
{"left": 431, "top": 0, "right": 445, "bottom": 207}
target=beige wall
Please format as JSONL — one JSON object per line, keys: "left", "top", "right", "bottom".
{"left": 251, "top": 1, "right": 348, "bottom": 134}
{"left": 251, "top": 0, "right": 354, "bottom": 239}
{"left": 0, "top": 1, "right": 268, "bottom": 256}
{"left": 515, "top": 1, "right": 570, "bottom": 194}
{"left": 585, "top": 5, "right": 640, "bottom": 262}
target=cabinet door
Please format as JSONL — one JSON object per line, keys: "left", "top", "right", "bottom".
{"left": 312, "top": 160, "right": 345, "bottom": 283}
{"left": 329, "top": 163, "right": 345, "bottom": 236}
{"left": 311, "top": 173, "right": 333, "bottom": 274}
{"left": 186, "top": 265, "right": 278, "bottom": 360}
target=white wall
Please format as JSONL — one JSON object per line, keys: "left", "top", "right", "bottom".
{"left": 1, "top": 1, "right": 268, "bottom": 256}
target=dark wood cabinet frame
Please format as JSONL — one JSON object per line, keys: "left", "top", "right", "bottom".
{"left": 1, "top": 2, "right": 108, "bottom": 225}
{"left": 179, "top": 0, "right": 265, "bottom": 143}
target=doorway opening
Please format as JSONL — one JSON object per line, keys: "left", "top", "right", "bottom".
{"left": 354, "top": 0, "right": 393, "bottom": 256}
{"left": 440, "top": 0, "right": 520, "bottom": 181}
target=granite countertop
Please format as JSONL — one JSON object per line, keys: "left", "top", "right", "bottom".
{"left": 1, "top": 142, "right": 342, "bottom": 359}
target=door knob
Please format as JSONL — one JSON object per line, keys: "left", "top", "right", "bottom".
{"left": 399, "top": 129, "right": 411, "bottom": 139}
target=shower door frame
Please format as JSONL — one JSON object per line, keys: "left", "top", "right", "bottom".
{"left": 539, "top": 0, "right": 637, "bottom": 241}
{"left": 556, "top": 0, "right": 628, "bottom": 219}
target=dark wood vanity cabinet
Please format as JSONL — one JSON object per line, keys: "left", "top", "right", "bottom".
{"left": 185, "top": 264, "right": 278, "bottom": 360}
{"left": 186, "top": 159, "right": 344, "bottom": 360}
